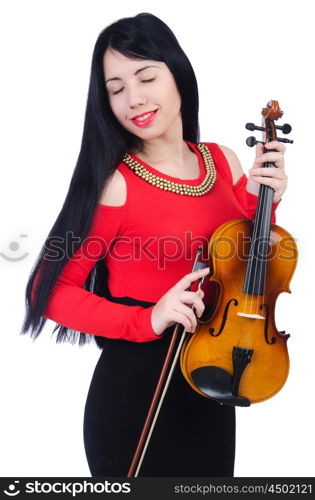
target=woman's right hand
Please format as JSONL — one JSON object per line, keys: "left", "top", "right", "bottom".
{"left": 151, "top": 267, "right": 210, "bottom": 336}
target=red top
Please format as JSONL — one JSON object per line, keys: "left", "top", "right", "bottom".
{"left": 42, "top": 141, "right": 279, "bottom": 342}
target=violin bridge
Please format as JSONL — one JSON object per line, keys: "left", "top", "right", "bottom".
{"left": 237, "top": 312, "right": 265, "bottom": 320}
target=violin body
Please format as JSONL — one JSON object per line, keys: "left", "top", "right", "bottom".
{"left": 180, "top": 218, "right": 298, "bottom": 404}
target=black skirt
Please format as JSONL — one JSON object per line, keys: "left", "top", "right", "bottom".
{"left": 83, "top": 295, "right": 235, "bottom": 477}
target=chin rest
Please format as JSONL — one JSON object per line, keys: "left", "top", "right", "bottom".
{"left": 191, "top": 366, "right": 251, "bottom": 407}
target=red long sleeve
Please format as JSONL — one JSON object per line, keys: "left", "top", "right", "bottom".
{"left": 42, "top": 205, "right": 160, "bottom": 343}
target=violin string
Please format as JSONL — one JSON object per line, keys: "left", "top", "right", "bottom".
{"left": 258, "top": 180, "right": 273, "bottom": 316}
{"left": 243, "top": 186, "right": 260, "bottom": 314}
{"left": 244, "top": 179, "right": 265, "bottom": 315}
{"left": 255, "top": 160, "right": 275, "bottom": 317}
{"left": 245, "top": 122, "right": 275, "bottom": 318}
{"left": 258, "top": 183, "right": 269, "bottom": 314}
{"left": 244, "top": 131, "right": 267, "bottom": 315}
{"left": 256, "top": 183, "right": 270, "bottom": 315}
{"left": 245, "top": 157, "right": 272, "bottom": 317}
{"left": 245, "top": 120, "right": 276, "bottom": 318}
{"left": 255, "top": 178, "right": 272, "bottom": 316}
{"left": 263, "top": 189, "right": 271, "bottom": 314}
{"left": 250, "top": 182, "right": 266, "bottom": 315}
{"left": 257, "top": 125, "right": 275, "bottom": 316}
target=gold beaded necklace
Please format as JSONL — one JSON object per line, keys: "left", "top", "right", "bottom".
{"left": 122, "top": 143, "right": 216, "bottom": 196}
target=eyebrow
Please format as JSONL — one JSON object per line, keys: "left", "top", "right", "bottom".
{"left": 105, "top": 65, "right": 160, "bottom": 84}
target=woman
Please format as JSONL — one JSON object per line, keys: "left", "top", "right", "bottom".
{"left": 21, "top": 13, "right": 287, "bottom": 477}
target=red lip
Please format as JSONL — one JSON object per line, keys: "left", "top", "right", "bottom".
{"left": 130, "top": 109, "right": 158, "bottom": 120}
{"left": 130, "top": 109, "right": 159, "bottom": 128}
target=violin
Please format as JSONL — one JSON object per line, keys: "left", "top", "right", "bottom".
{"left": 180, "top": 100, "right": 297, "bottom": 406}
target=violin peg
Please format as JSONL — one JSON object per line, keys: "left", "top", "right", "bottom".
{"left": 246, "top": 136, "right": 264, "bottom": 147}
{"left": 245, "top": 123, "right": 265, "bottom": 132}
{"left": 277, "top": 137, "right": 294, "bottom": 144}
{"left": 275, "top": 123, "right": 292, "bottom": 134}
{"left": 246, "top": 136, "right": 257, "bottom": 147}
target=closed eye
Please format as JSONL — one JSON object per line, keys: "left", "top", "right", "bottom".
{"left": 112, "top": 78, "right": 156, "bottom": 96}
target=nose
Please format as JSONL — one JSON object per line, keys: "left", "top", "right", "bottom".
{"left": 127, "top": 84, "right": 147, "bottom": 109}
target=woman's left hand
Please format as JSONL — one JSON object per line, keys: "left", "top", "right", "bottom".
{"left": 247, "top": 141, "right": 288, "bottom": 203}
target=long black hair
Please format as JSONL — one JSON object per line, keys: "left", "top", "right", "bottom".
{"left": 21, "top": 12, "right": 200, "bottom": 348}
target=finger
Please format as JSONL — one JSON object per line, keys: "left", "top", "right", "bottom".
{"left": 171, "top": 310, "right": 195, "bottom": 332}
{"left": 181, "top": 289, "right": 205, "bottom": 301}
{"left": 172, "top": 303, "right": 197, "bottom": 331}
{"left": 249, "top": 167, "right": 287, "bottom": 180}
{"left": 254, "top": 152, "right": 285, "bottom": 168}
{"left": 264, "top": 141, "right": 286, "bottom": 153}
{"left": 176, "top": 267, "right": 210, "bottom": 290}
{"left": 180, "top": 291, "right": 205, "bottom": 317}
{"left": 255, "top": 142, "right": 265, "bottom": 158}
{"left": 250, "top": 175, "right": 287, "bottom": 192}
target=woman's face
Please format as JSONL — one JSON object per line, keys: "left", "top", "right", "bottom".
{"left": 103, "top": 48, "right": 182, "bottom": 141}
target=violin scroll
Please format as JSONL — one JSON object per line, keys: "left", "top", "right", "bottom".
{"left": 262, "top": 100, "right": 283, "bottom": 120}
{"left": 246, "top": 99, "right": 294, "bottom": 146}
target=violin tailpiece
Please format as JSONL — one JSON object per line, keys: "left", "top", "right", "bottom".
{"left": 231, "top": 346, "right": 254, "bottom": 396}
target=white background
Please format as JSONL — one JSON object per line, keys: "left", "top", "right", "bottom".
{"left": 1, "top": 0, "right": 314, "bottom": 477}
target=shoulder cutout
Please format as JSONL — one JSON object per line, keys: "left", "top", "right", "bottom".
{"left": 99, "top": 169, "right": 127, "bottom": 207}
{"left": 218, "top": 144, "right": 244, "bottom": 185}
